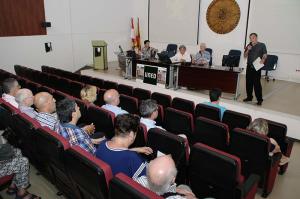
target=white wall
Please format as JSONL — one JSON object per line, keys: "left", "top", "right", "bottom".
{"left": 134, "top": 0, "right": 300, "bottom": 83}
{"left": 0, "top": 0, "right": 135, "bottom": 73}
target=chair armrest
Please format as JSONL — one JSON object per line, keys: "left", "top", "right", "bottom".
{"left": 283, "top": 137, "right": 294, "bottom": 157}
{"left": 269, "top": 152, "right": 281, "bottom": 167}
{"left": 237, "top": 174, "right": 260, "bottom": 199}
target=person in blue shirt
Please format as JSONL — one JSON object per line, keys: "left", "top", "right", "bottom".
{"left": 139, "top": 99, "right": 164, "bottom": 131}
{"left": 96, "top": 114, "right": 153, "bottom": 180}
{"left": 203, "top": 88, "right": 227, "bottom": 120}
{"left": 101, "top": 89, "right": 128, "bottom": 116}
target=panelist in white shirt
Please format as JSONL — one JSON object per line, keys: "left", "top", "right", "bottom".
{"left": 171, "top": 45, "right": 191, "bottom": 63}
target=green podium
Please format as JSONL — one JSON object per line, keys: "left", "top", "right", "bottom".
{"left": 92, "top": 40, "right": 108, "bottom": 70}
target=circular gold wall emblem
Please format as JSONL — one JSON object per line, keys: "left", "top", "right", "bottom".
{"left": 206, "top": 0, "right": 241, "bottom": 34}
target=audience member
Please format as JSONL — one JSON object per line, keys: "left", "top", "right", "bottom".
{"left": 1, "top": 78, "right": 20, "bottom": 108}
{"left": 136, "top": 155, "right": 196, "bottom": 199}
{"left": 15, "top": 88, "right": 37, "bottom": 118}
{"left": 139, "top": 99, "right": 164, "bottom": 131}
{"left": 96, "top": 114, "right": 153, "bottom": 179}
{"left": 101, "top": 89, "right": 128, "bottom": 116}
{"left": 247, "top": 118, "right": 289, "bottom": 165}
{"left": 203, "top": 88, "right": 226, "bottom": 120}
{"left": 193, "top": 43, "right": 211, "bottom": 65}
{"left": 80, "top": 85, "right": 97, "bottom": 104}
{"left": 171, "top": 45, "right": 191, "bottom": 63}
{"left": 0, "top": 143, "right": 40, "bottom": 199}
{"left": 34, "top": 92, "right": 58, "bottom": 130}
{"left": 55, "top": 98, "right": 103, "bottom": 154}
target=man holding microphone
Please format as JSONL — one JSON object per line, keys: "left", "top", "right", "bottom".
{"left": 243, "top": 33, "right": 267, "bottom": 106}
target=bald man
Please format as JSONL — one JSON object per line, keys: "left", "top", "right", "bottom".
{"left": 136, "top": 155, "right": 196, "bottom": 199}
{"left": 34, "top": 92, "right": 58, "bottom": 130}
{"left": 101, "top": 89, "right": 128, "bottom": 116}
{"left": 15, "top": 88, "right": 37, "bottom": 118}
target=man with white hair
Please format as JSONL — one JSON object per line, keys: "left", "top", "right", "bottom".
{"left": 171, "top": 45, "right": 191, "bottom": 63}
{"left": 101, "top": 89, "right": 128, "bottom": 116}
{"left": 34, "top": 92, "right": 58, "bottom": 130}
{"left": 193, "top": 43, "right": 211, "bottom": 65}
{"left": 15, "top": 88, "right": 37, "bottom": 118}
{"left": 139, "top": 99, "right": 164, "bottom": 131}
{"left": 136, "top": 155, "right": 196, "bottom": 199}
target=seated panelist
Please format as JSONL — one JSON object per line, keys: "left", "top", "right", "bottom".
{"left": 171, "top": 45, "right": 191, "bottom": 63}
{"left": 141, "top": 40, "right": 158, "bottom": 59}
{"left": 193, "top": 43, "right": 211, "bottom": 66}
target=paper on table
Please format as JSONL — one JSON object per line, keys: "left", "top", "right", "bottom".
{"left": 253, "top": 57, "right": 264, "bottom": 71}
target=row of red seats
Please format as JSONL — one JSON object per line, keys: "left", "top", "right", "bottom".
{"left": 1, "top": 66, "right": 293, "bottom": 197}
{"left": 0, "top": 97, "right": 260, "bottom": 199}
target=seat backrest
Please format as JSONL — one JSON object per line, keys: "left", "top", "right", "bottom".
{"left": 194, "top": 117, "right": 229, "bottom": 151}
{"left": 37, "top": 85, "right": 55, "bottom": 94}
{"left": 25, "top": 81, "right": 41, "bottom": 94}
{"left": 222, "top": 110, "right": 252, "bottom": 133}
{"left": 155, "top": 104, "right": 164, "bottom": 127}
{"left": 195, "top": 103, "right": 220, "bottom": 121}
{"left": 109, "top": 173, "right": 163, "bottom": 199}
{"left": 80, "top": 75, "right": 94, "bottom": 85}
{"left": 205, "top": 48, "right": 213, "bottom": 66}
{"left": 118, "top": 84, "right": 133, "bottom": 96}
{"left": 103, "top": 80, "right": 118, "bottom": 90}
{"left": 164, "top": 107, "right": 194, "bottom": 142}
{"left": 65, "top": 146, "right": 113, "bottom": 199}
{"left": 263, "top": 55, "right": 278, "bottom": 70}
{"left": 131, "top": 124, "right": 147, "bottom": 148}
{"left": 262, "top": 118, "right": 287, "bottom": 152}
{"left": 147, "top": 128, "right": 188, "bottom": 184}
{"left": 87, "top": 105, "right": 115, "bottom": 139}
{"left": 119, "top": 94, "right": 138, "bottom": 114}
{"left": 151, "top": 92, "right": 172, "bottom": 109}
{"left": 53, "top": 90, "right": 73, "bottom": 102}
{"left": 92, "top": 77, "right": 104, "bottom": 88}
{"left": 94, "top": 88, "right": 106, "bottom": 106}
{"left": 189, "top": 143, "right": 242, "bottom": 199}
{"left": 229, "top": 128, "right": 270, "bottom": 178}
{"left": 68, "top": 80, "right": 85, "bottom": 98}
{"left": 133, "top": 88, "right": 151, "bottom": 102}
{"left": 171, "top": 97, "right": 195, "bottom": 115}
{"left": 35, "top": 127, "right": 70, "bottom": 174}
{"left": 229, "top": 49, "right": 241, "bottom": 56}
{"left": 75, "top": 98, "right": 90, "bottom": 125}
{"left": 166, "top": 44, "right": 178, "bottom": 58}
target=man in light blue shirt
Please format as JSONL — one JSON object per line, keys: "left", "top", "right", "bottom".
{"left": 101, "top": 89, "right": 128, "bottom": 116}
{"left": 193, "top": 43, "right": 211, "bottom": 66}
{"left": 203, "top": 88, "right": 226, "bottom": 120}
{"left": 139, "top": 99, "right": 164, "bottom": 131}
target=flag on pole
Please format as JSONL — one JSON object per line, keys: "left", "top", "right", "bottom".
{"left": 130, "top": 17, "right": 136, "bottom": 48}
{"left": 136, "top": 17, "right": 141, "bottom": 50}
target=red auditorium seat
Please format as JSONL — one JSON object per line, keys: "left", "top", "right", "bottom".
{"left": 92, "top": 77, "right": 104, "bottom": 88}
{"left": 53, "top": 90, "right": 74, "bottom": 102}
{"left": 222, "top": 110, "right": 252, "bottom": 134}
{"left": 65, "top": 146, "right": 113, "bottom": 199}
{"left": 103, "top": 80, "right": 118, "bottom": 90}
{"left": 133, "top": 88, "right": 151, "bottom": 102}
{"left": 229, "top": 128, "right": 281, "bottom": 197}
{"left": 195, "top": 103, "right": 221, "bottom": 121}
{"left": 25, "top": 80, "right": 41, "bottom": 94}
{"left": 118, "top": 84, "right": 133, "bottom": 96}
{"left": 261, "top": 119, "right": 294, "bottom": 174}
{"left": 68, "top": 80, "right": 85, "bottom": 98}
{"left": 131, "top": 123, "right": 148, "bottom": 148}
{"left": 194, "top": 117, "right": 229, "bottom": 151}
{"left": 189, "top": 143, "right": 260, "bottom": 199}
{"left": 147, "top": 128, "right": 189, "bottom": 184}
{"left": 87, "top": 105, "right": 115, "bottom": 139}
{"left": 35, "top": 127, "right": 78, "bottom": 198}
{"left": 0, "top": 175, "right": 14, "bottom": 199}
{"left": 80, "top": 75, "right": 94, "bottom": 85}
{"left": 94, "top": 88, "right": 106, "bottom": 106}
{"left": 74, "top": 98, "right": 90, "bottom": 125}
{"left": 151, "top": 92, "right": 172, "bottom": 109}
{"left": 171, "top": 97, "right": 195, "bottom": 115}
{"left": 109, "top": 173, "right": 163, "bottom": 199}
{"left": 37, "top": 85, "right": 55, "bottom": 94}
{"left": 164, "top": 107, "right": 194, "bottom": 143}
{"left": 119, "top": 94, "right": 139, "bottom": 114}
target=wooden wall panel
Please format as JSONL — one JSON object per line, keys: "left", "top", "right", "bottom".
{"left": 0, "top": 0, "right": 46, "bottom": 37}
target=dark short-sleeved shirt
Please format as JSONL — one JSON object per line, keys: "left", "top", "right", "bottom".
{"left": 95, "top": 140, "right": 147, "bottom": 179}
{"left": 247, "top": 42, "right": 267, "bottom": 65}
